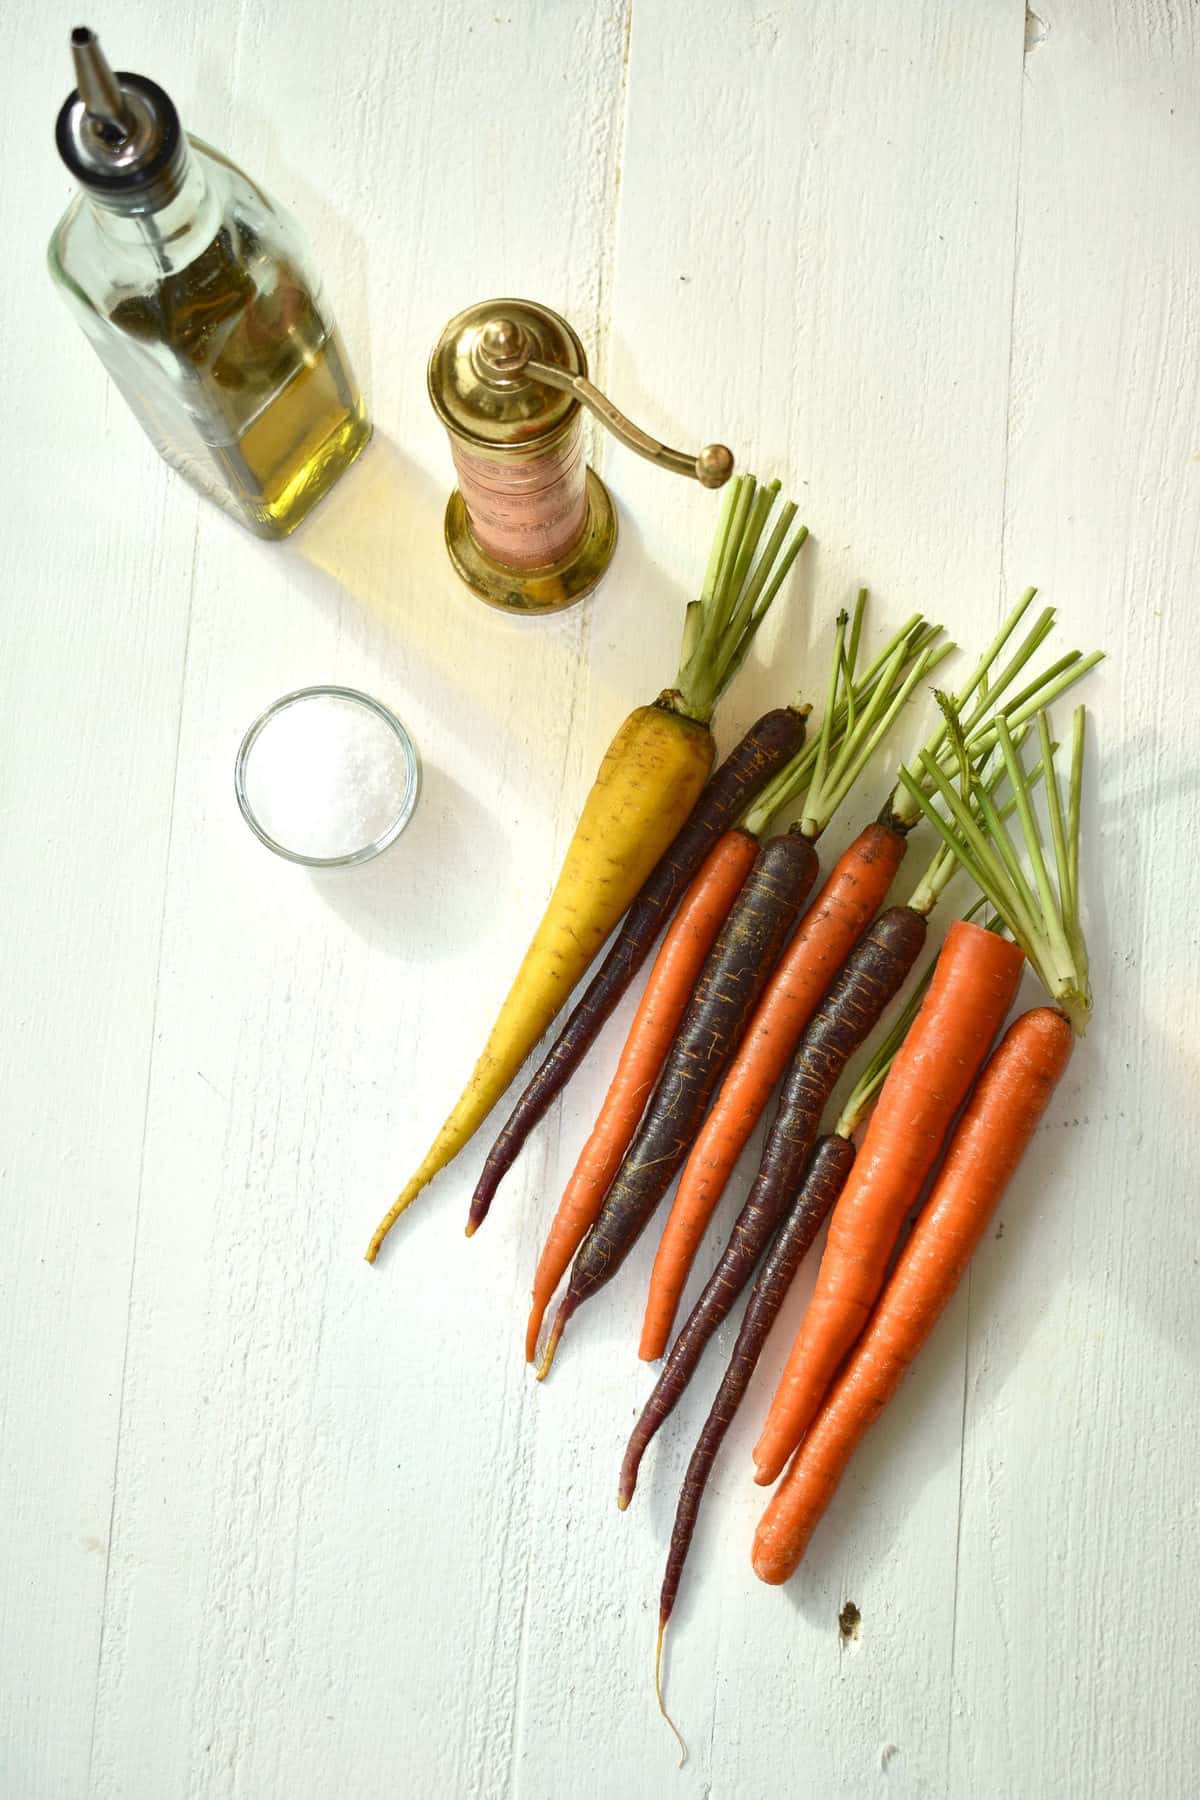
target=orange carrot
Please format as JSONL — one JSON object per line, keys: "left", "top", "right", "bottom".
{"left": 752, "top": 1004, "right": 1073, "bottom": 1583}
{"left": 525, "top": 831, "right": 758, "bottom": 1363}
{"left": 752, "top": 918, "right": 1025, "bottom": 1484}
{"left": 638, "top": 820, "right": 907, "bottom": 1361}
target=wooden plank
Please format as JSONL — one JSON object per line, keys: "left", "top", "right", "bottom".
{"left": 0, "top": 10, "right": 212, "bottom": 1796}
{"left": 950, "top": 7, "right": 1200, "bottom": 1794}
{"left": 83, "top": 5, "right": 633, "bottom": 1798}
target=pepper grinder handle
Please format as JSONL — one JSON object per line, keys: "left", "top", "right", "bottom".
{"left": 472, "top": 314, "right": 734, "bottom": 489}
{"left": 525, "top": 358, "right": 734, "bottom": 488}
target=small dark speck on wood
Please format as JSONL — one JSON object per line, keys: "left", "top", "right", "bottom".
{"left": 838, "top": 1599, "right": 861, "bottom": 1641}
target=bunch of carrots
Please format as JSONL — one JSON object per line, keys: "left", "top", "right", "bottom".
{"left": 366, "top": 473, "right": 1101, "bottom": 1764}
{"left": 642, "top": 704, "right": 1094, "bottom": 1755}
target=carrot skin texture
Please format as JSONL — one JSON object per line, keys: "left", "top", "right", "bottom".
{"left": 621, "top": 905, "right": 926, "bottom": 1500}
{"left": 655, "top": 1135, "right": 856, "bottom": 1619}
{"left": 552, "top": 828, "right": 821, "bottom": 1343}
{"left": 467, "top": 708, "right": 809, "bottom": 1232}
{"left": 753, "top": 918, "right": 1026, "bottom": 1482}
{"left": 640, "top": 823, "right": 907, "bottom": 1360}
{"left": 524, "top": 830, "right": 758, "bottom": 1362}
{"left": 752, "top": 1006, "right": 1073, "bottom": 1583}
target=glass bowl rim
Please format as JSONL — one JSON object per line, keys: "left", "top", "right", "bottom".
{"left": 234, "top": 684, "right": 420, "bottom": 868}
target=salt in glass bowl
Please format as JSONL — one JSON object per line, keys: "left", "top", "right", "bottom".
{"left": 235, "top": 685, "right": 420, "bottom": 868}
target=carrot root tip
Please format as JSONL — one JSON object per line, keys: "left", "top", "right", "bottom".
{"left": 464, "top": 1221, "right": 476, "bottom": 1239}
{"left": 535, "top": 1313, "right": 566, "bottom": 1382}
{"left": 654, "top": 1622, "right": 687, "bottom": 1768}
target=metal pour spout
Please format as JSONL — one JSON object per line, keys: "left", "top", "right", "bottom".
{"left": 70, "top": 26, "right": 131, "bottom": 141}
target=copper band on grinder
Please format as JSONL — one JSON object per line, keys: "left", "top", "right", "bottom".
{"left": 451, "top": 421, "right": 589, "bottom": 569}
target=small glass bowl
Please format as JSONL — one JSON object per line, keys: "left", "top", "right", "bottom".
{"left": 235, "top": 685, "right": 420, "bottom": 868}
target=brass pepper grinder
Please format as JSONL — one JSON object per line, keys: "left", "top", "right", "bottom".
{"left": 427, "top": 299, "right": 734, "bottom": 615}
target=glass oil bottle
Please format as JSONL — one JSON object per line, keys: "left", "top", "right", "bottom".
{"left": 48, "top": 28, "right": 371, "bottom": 538}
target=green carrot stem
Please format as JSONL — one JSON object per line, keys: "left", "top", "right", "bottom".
{"left": 845, "top": 592, "right": 866, "bottom": 699}
{"left": 888, "top": 589, "right": 1084, "bottom": 827}
{"left": 1038, "top": 711, "right": 1073, "bottom": 947}
{"left": 741, "top": 612, "right": 936, "bottom": 837}
{"left": 954, "top": 609, "right": 1056, "bottom": 740}
{"left": 674, "top": 476, "right": 808, "bottom": 724}
{"left": 906, "top": 729, "right": 1045, "bottom": 916}
{"left": 899, "top": 702, "right": 1092, "bottom": 1032}
{"left": 800, "top": 635, "right": 945, "bottom": 839}
{"left": 899, "top": 756, "right": 1041, "bottom": 958}
{"left": 806, "top": 608, "right": 852, "bottom": 830}
{"left": 1067, "top": 704, "right": 1084, "bottom": 921}
{"left": 995, "top": 719, "right": 1077, "bottom": 987}
{"left": 919, "top": 588, "right": 1038, "bottom": 766}
{"left": 727, "top": 502, "right": 796, "bottom": 639}
{"left": 968, "top": 650, "right": 1104, "bottom": 755}
{"left": 972, "top": 778, "right": 1046, "bottom": 946}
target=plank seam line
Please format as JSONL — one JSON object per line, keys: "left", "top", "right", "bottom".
{"left": 945, "top": 23, "right": 1031, "bottom": 1782}
{"left": 590, "top": 0, "right": 634, "bottom": 477}
{"left": 996, "top": 7, "right": 1031, "bottom": 615}
{"left": 502, "top": 9, "right": 634, "bottom": 1798}
{"left": 944, "top": 1266, "right": 974, "bottom": 1789}
{"left": 85, "top": 501, "right": 203, "bottom": 1797}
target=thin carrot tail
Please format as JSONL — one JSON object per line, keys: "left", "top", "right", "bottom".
{"left": 368, "top": 1120, "right": 474, "bottom": 1259}
{"left": 535, "top": 1297, "right": 574, "bottom": 1381}
{"left": 617, "top": 1440, "right": 638, "bottom": 1510}
{"left": 365, "top": 1171, "right": 428, "bottom": 1262}
{"left": 654, "top": 1621, "right": 687, "bottom": 1768}
{"left": 524, "top": 1297, "right": 546, "bottom": 1365}
{"left": 465, "top": 1184, "right": 491, "bottom": 1237}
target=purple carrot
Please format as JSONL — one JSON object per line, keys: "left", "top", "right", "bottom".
{"left": 538, "top": 826, "right": 820, "bottom": 1374}
{"left": 620, "top": 903, "right": 927, "bottom": 1507}
{"left": 464, "top": 708, "right": 809, "bottom": 1234}
{"left": 656, "top": 1134, "right": 856, "bottom": 1636}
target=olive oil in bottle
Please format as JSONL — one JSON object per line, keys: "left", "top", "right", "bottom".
{"left": 49, "top": 28, "right": 370, "bottom": 538}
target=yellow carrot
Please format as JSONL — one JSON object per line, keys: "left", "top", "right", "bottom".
{"left": 367, "top": 476, "right": 809, "bottom": 1259}
{"left": 367, "top": 703, "right": 711, "bottom": 1258}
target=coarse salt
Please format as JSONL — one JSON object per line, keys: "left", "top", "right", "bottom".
{"left": 241, "top": 691, "right": 414, "bottom": 862}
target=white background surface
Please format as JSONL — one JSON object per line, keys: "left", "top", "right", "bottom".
{"left": 3, "top": 3, "right": 1198, "bottom": 1796}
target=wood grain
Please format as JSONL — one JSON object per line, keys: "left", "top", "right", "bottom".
{"left": 951, "top": 6, "right": 1200, "bottom": 1794}
{"left": 3, "top": 2, "right": 1197, "bottom": 1797}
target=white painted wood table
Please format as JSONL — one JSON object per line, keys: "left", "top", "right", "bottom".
{"left": 3, "top": 4, "right": 1198, "bottom": 1796}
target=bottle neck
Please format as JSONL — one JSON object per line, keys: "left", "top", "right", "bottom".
{"left": 85, "top": 140, "right": 221, "bottom": 272}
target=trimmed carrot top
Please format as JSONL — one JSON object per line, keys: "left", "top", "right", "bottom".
{"left": 672, "top": 475, "right": 810, "bottom": 724}
{"left": 887, "top": 588, "right": 1101, "bottom": 831}
{"left": 899, "top": 703, "right": 1092, "bottom": 1034}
